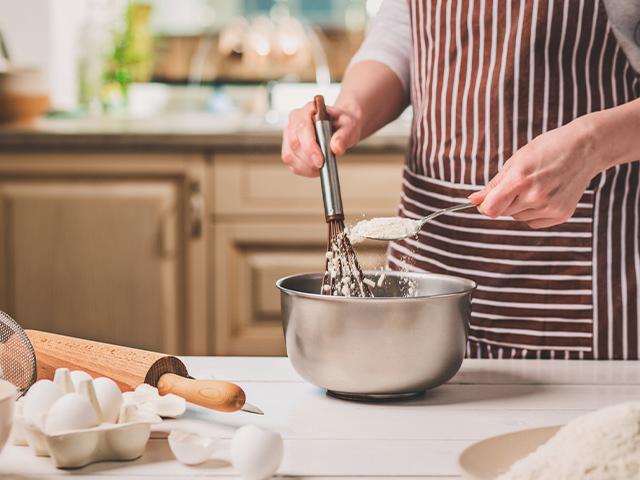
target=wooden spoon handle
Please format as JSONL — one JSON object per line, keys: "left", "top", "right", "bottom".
{"left": 157, "top": 373, "right": 246, "bottom": 413}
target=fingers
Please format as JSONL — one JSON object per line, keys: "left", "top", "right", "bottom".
{"left": 281, "top": 102, "right": 322, "bottom": 177}
{"left": 511, "top": 209, "right": 539, "bottom": 222}
{"left": 330, "top": 111, "right": 360, "bottom": 156}
{"left": 526, "top": 217, "right": 562, "bottom": 229}
{"left": 282, "top": 102, "right": 361, "bottom": 176}
{"left": 295, "top": 121, "right": 324, "bottom": 168}
{"left": 281, "top": 127, "right": 320, "bottom": 177}
{"left": 477, "top": 174, "right": 524, "bottom": 218}
{"left": 467, "top": 162, "right": 512, "bottom": 208}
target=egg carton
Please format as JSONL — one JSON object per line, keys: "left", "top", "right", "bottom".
{"left": 19, "top": 416, "right": 154, "bottom": 468}
{"left": 12, "top": 368, "right": 184, "bottom": 469}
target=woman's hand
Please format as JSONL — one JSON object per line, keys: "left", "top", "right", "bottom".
{"left": 468, "top": 117, "right": 606, "bottom": 229}
{"left": 281, "top": 101, "right": 362, "bottom": 178}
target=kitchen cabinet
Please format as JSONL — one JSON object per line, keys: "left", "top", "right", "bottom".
{"left": 0, "top": 146, "right": 404, "bottom": 356}
{"left": 0, "top": 153, "right": 207, "bottom": 355}
{"left": 211, "top": 153, "right": 403, "bottom": 355}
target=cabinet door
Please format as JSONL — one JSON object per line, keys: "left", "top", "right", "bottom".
{"left": 212, "top": 222, "right": 388, "bottom": 356}
{"left": 0, "top": 180, "right": 181, "bottom": 353}
{"left": 212, "top": 153, "right": 404, "bottom": 218}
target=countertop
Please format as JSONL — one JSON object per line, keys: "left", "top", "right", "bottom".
{"left": 3, "top": 357, "right": 639, "bottom": 479}
{"left": 0, "top": 113, "right": 410, "bottom": 153}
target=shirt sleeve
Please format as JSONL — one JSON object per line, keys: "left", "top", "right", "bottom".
{"left": 348, "top": 0, "right": 411, "bottom": 92}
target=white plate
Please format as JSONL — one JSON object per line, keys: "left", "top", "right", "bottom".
{"left": 458, "top": 426, "right": 560, "bottom": 479}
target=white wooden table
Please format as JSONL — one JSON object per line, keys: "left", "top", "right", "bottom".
{"left": 2, "top": 357, "right": 639, "bottom": 479}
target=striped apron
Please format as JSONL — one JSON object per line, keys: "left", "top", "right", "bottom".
{"left": 390, "top": 0, "right": 640, "bottom": 359}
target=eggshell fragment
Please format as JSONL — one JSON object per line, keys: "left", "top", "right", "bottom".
{"left": 92, "top": 377, "right": 123, "bottom": 423}
{"left": 230, "top": 425, "right": 283, "bottom": 480}
{"left": 44, "top": 393, "right": 99, "bottom": 434}
{"left": 168, "top": 430, "right": 218, "bottom": 465}
{"left": 128, "top": 384, "right": 158, "bottom": 402}
{"left": 23, "top": 380, "right": 64, "bottom": 429}
{"left": 122, "top": 384, "right": 186, "bottom": 418}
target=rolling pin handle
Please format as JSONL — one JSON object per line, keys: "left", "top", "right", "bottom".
{"left": 157, "top": 373, "right": 246, "bottom": 413}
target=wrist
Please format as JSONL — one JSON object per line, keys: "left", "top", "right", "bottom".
{"left": 575, "top": 113, "right": 610, "bottom": 175}
{"left": 334, "top": 93, "right": 363, "bottom": 124}
{"left": 582, "top": 101, "right": 640, "bottom": 173}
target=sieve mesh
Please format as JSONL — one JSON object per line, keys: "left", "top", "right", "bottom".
{"left": 0, "top": 310, "right": 37, "bottom": 395}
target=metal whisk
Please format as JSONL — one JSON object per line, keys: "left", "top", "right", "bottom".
{"left": 0, "top": 310, "right": 37, "bottom": 396}
{"left": 313, "top": 95, "right": 372, "bottom": 297}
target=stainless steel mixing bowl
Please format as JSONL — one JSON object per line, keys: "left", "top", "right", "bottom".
{"left": 276, "top": 271, "right": 476, "bottom": 400}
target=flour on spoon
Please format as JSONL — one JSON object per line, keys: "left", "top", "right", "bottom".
{"left": 348, "top": 217, "right": 422, "bottom": 244}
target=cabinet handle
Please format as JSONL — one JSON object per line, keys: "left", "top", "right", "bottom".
{"left": 189, "top": 180, "right": 204, "bottom": 239}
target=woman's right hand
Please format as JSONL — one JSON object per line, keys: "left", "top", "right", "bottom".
{"left": 281, "top": 101, "right": 362, "bottom": 177}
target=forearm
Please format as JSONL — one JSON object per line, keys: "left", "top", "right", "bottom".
{"left": 335, "top": 60, "right": 409, "bottom": 141}
{"left": 586, "top": 97, "right": 640, "bottom": 171}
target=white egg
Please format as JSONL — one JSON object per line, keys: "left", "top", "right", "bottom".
{"left": 230, "top": 425, "right": 283, "bottom": 480}
{"left": 92, "top": 377, "right": 123, "bottom": 423}
{"left": 168, "top": 430, "right": 218, "bottom": 465}
{"left": 70, "top": 370, "right": 92, "bottom": 391}
{"left": 44, "top": 393, "right": 99, "bottom": 434}
{"left": 23, "top": 380, "right": 64, "bottom": 427}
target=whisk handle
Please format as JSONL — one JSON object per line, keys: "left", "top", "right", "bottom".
{"left": 314, "top": 95, "right": 344, "bottom": 221}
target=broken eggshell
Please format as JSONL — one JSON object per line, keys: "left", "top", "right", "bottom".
{"left": 168, "top": 430, "right": 218, "bottom": 465}
{"left": 122, "top": 384, "right": 186, "bottom": 418}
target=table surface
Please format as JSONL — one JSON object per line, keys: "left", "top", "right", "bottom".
{"left": 2, "top": 357, "right": 639, "bottom": 479}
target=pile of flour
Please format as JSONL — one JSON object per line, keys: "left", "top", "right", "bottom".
{"left": 348, "top": 216, "right": 421, "bottom": 244}
{"left": 499, "top": 402, "right": 640, "bottom": 480}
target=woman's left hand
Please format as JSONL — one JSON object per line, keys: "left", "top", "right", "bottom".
{"left": 468, "top": 117, "right": 605, "bottom": 229}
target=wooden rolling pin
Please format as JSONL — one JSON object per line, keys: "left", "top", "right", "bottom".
{"left": 25, "top": 330, "right": 262, "bottom": 414}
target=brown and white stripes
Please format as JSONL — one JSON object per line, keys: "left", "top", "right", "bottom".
{"left": 391, "top": 0, "right": 640, "bottom": 359}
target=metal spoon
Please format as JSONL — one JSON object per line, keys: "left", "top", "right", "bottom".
{"left": 359, "top": 202, "right": 477, "bottom": 241}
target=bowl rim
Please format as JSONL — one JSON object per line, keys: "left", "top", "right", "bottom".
{"left": 276, "top": 270, "right": 477, "bottom": 301}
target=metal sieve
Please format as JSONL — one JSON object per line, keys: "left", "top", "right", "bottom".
{"left": 0, "top": 310, "right": 37, "bottom": 396}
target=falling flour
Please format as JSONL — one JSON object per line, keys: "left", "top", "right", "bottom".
{"left": 498, "top": 402, "right": 640, "bottom": 480}
{"left": 348, "top": 216, "right": 421, "bottom": 244}
{"left": 323, "top": 231, "right": 371, "bottom": 297}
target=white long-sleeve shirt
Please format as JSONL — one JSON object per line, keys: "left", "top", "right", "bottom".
{"left": 349, "top": 0, "right": 411, "bottom": 92}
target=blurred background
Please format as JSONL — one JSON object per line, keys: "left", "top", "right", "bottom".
{"left": 0, "top": 0, "right": 379, "bottom": 117}
{"left": 0, "top": 0, "right": 408, "bottom": 356}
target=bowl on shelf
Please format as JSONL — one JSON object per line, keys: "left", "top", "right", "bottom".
{"left": 0, "top": 66, "right": 49, "bottom": 124}
{"left": 276, "top": 271, "right": 475, "bottom": 400}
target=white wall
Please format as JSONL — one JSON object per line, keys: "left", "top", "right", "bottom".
{"left": 0, "top": 0, "right": 86, "bottom": 110}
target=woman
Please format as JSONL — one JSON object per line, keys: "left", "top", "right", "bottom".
{"left": 281, "top": 0, "right": 640, "bottom": 359}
